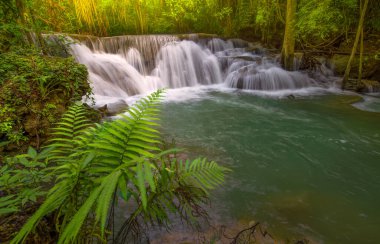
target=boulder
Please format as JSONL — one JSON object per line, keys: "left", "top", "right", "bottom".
{"left": 357, "top": 79, "right": 380, "bottom": 93}
{"left": 94, "top": 99, "right": 129, "bottom": 116}
{"left": 330, "top": 54, "right": 380, "bottom": 79}
{"left": 343, "top": 79, "right": 380, "bottom": 93}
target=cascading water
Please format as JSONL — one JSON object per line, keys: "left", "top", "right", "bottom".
{"left": 68, "top": 34, "right": 334, "bottom": 105}
{"left": 82, "top": 35, "right": 179, "bottom": 71}
{"left": 124, "top": 47, "right": 146, "bottom": 75}
{"left": 70, "top": 44, "right": 162, "bottom": 97}
{"left": 152, "top": 41, "right": 222, "bottom": 88}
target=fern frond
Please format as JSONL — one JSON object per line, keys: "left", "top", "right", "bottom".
{"left": 11, "top": 176, "right": 78, "bottom": 244}
{"left": 58, "top": 186, "right": 102, "bottom": 244}
{"left": 177, "top": 158, "right": 230, "bottom": 193}
{"left": 87, "top": 89, "right": 164, "bottom": 168}
{"left": 12, "top": 89, "right": 230, "bottom": 244}
{"left": 47, "top": 104, "right": 93, "bottom": 161}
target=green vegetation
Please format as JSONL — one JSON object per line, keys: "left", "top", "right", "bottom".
{"left": 1, "top": 90, "right": 229, "bottom": 242}
{"left": 0, "top": 49, "right": 90, "bottom": 153}
{"left": 2, "top": 0, "right": 379, "bottom": 44}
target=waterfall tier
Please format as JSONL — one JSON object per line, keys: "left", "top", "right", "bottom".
{"left": 82, "top": 35, "right": 179, "bottom": 71}
{"left": 68, "top": 34, "right": 333, "bottom": 101}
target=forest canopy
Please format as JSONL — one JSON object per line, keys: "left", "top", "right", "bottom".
{"left": 1, "top": 0, "right": 379, "bottom": 49}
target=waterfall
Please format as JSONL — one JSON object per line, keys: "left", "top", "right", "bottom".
{"left": 82, "top": 35, "right": 179, "bottom": 71}
{"left": 68, "top": 34, "right": 333, "bottom": 103}
{"left": 124, "top": 47, "right": 146, "bottom": 75}
{"left": 70, "top": 43, "right": 163, "bottom": 97}
{"left": 152, "top": 41, "right": 222, "bottom": 88}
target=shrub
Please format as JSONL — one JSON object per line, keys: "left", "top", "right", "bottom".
{"left": 0, "top": 49, "right": 91, "bottom": 153}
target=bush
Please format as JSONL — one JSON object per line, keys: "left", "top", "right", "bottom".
{"left": 0, "top": 48, "right": 91, "bottom": 153}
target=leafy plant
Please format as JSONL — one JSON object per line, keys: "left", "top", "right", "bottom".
{"left": 0, "top": 147, "right": 52, "bottom": 217}
{"left": 0, "top": 49, "right": 91, "bottom": 150}
{"left": 3, "top": 90, "right": 229, "bottom": 243}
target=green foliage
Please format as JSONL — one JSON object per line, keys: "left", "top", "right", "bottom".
{"left": 0, "top": 0, "right": 25, "bottom": 52}
{"left": 47, "top": 103, "right": 93, "bottom": 161}
{"left": 0, "top": 49, "right": 91, "bottom": 149}
{"left": 0, "top": 147, "right": 52, "bottom": 216}
{"left": 296, "top": 0, "right": 356, "bottom": 44}
{"left": 3, "top": 0, "right": 380, "bottom": 48}
{"left": 2, "top": 90, "right": 229, "bottom": 243}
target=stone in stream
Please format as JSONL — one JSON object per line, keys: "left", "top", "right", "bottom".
{"left": 93, "top": 99, "right": 129, "bottom": 116}
{"left": 344, "top": 79, "right": 380, "bottom": 92}
{"left": 357, "top": 79, "right": 380, "bottom": 93}
{"left": 330, "top": 54, "right": 380, "bottom": 80}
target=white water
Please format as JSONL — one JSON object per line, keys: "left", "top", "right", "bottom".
{"left": 69, "top": 35, "right": 336, "bottom": 107}
{"left": 152, "top": 41, "right": 222, "bottom": 88}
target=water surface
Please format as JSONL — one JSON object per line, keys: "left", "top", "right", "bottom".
{"left": 160, "top": 91, "right": 380, "bottom": 243}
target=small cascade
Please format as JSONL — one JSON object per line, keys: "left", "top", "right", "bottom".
{"left": 225, "top": 65, "right": 316, "bottom": 90}
{"left": 70, "top": 43, "right": 162, "bottom": 97}
{"left": 82, "top": 35, "right": 179, "bottom": 71}
{"left": 124, "top": 47, "right": 146, "bottom": 75}
{"left": 207, "top": 38, "right": 234, "bottom": 53}
{"left": 217, "top": 44, "right": 319, "bottom": 90}
{"left": 153, "top": 41, "right": 223, "bottom": 88}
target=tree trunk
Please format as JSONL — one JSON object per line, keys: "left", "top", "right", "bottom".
{"left": 28, "top": 7, "right": 47, "bottom": 54}
{"left": 358, "top": 0, "right": 364, "bottom": 83}
{"left": 15, "top": 0, "right": 33, "bottom": 45}
{"left": 358, "top": 28, "right": 364, "bottom": 83}
{"left": 341, "top": 0, "right": 369, "bottom": 89}
{"left": 281, "top": 0, "right": 297, "bottom": 71}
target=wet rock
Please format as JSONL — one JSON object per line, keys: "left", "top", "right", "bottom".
{"left": 330, "top": 54, "right": 380, "bottom": 79}
{"left": 94, "top": 99, "right": 129, "bottom": 116}
{"left": 357, "top": 79, "right": 380, "bottom": 93}
{"left": 343, "top": 78, "right": 380, "bottom": 93}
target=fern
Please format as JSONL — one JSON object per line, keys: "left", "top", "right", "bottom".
{"left": 11, "top": 176, "right": 79, "bottom": 243}
{"left": 12, "top": 89, "right": 229, "bottom": 244}
{"left": 178, "top": 158, "right": 229, "bottom": 193}
{"left": 47, "top": 103, "right": 93, "bottom": 162}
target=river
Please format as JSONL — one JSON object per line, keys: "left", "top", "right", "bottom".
{"left": 68, "top": 34, "right": 380, "bottom": 243}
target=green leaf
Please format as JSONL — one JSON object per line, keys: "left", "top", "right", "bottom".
{"left": 144, "top": 161, "right": 156, "bottom": 192}
{"left": 136, "top": 162, "right": 147, "bottom": 209}
{"left": 96, "top": 171, "right": 121, "bottom": 234}
{"left": 27, "top": 147, "right": 37, "bottom": 158}
{"left": 118, "top": 175, "right": 129, "bottom": 201}
{"left": 0, "top": 207, "right": 19, "bottom": 216}
{"left": 58, "top": 186, "right": 102, "bottom": 244}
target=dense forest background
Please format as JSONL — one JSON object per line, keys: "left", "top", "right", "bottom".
{"left": 1, "top": 0, "right": 379, "bottom": 50}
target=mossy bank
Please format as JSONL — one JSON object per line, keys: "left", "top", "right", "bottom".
{"left": 0, "top": 49, "right": 91, "bottom": 157}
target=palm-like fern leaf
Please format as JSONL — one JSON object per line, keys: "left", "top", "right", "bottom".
{"left": 177, "top": 158, "right": 230, "bottom": 193}
{"left": 57, "top": 90, "right": 165, "bottom": 242}
{"left": 47, "top": 104, "right": 93, "bottom": 162}
{"left": 11, "top": 175, "right": 79, "bottom": 244}
{"left": 88, "top": 91, "right": 163, "bottom": 165}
